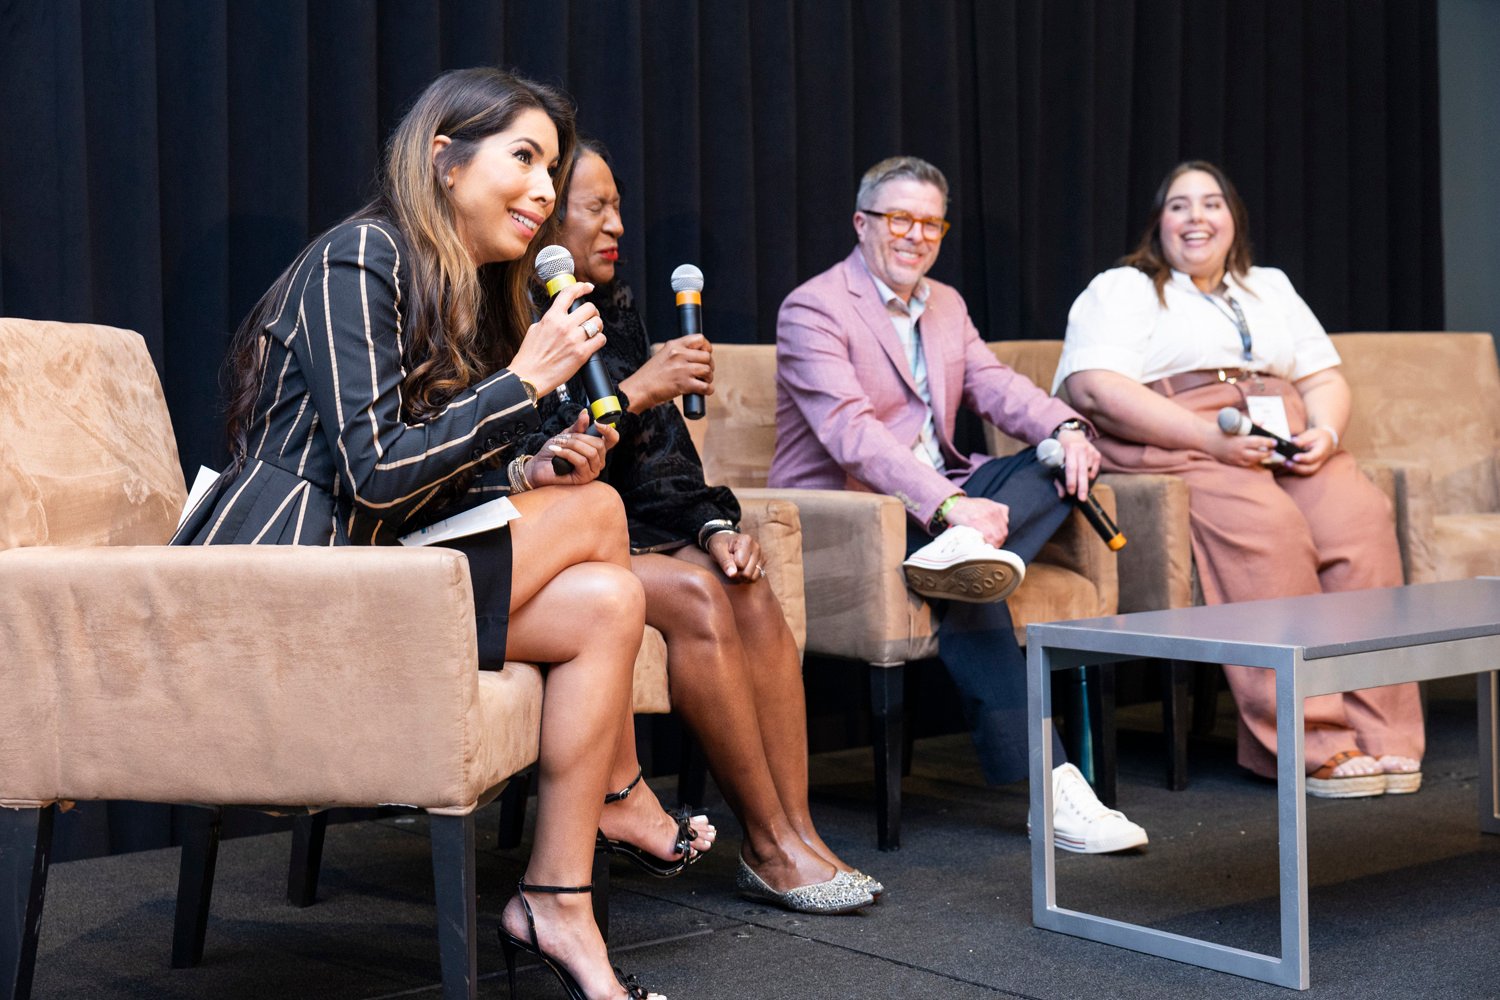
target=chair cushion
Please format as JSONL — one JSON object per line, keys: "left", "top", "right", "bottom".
{"left": 1433, "top": 513, "right": 1500, "bottom": 580}
{"left": 1336, "top": 332, "right": 1500, "bottom": 515}
{"left": 0, "top": 319, "right": 186, "bottom": 549}
{"left": 694, "top": 344, "right": 779, "bottom": 489}
{"left": 0, "top": 545, "right": 526, "bottom": 815}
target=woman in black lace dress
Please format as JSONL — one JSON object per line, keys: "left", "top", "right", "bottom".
{"left": 538, "top": 138, "right": 880, "bottom": 913}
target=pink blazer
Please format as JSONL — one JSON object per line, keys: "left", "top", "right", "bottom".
{"left": 768, "top": 248, "right": 1080, "bottom": 528}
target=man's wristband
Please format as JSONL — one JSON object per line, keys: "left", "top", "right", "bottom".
{"left": 931, "top": 494, "right": 962, "bottom": 531}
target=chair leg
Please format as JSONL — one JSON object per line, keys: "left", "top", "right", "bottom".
{"left": 286, "top": 812, "right": 329, "bottom": 907}
{"left": 1086, "top": 664, "right": 1118, "bottom": 809}
{"left": 429, "top": 814, "right": 477, "bottom": 1000}
{"left": 1191, "top": 665, "right": 1222, "bottom": 737}
{"left": 496, "top": 771, "right": 532, "bottom": 850}
{"left": 900, "top": 673, "right": 918, "bottom": 779}
{"left": 870, "top": 663, "right": 905, "bottom": 852}
{"left": 677, "top": 730, "right": 708, "bottom": 809}
{"left": 172, "top": 806, "right": 222, "bottom": 969}
{"left": 1163, "top": 660, "right": 1192, "bottom": 791}
{"left": 1, "top": 805, "right": 53, "bottom": 1000}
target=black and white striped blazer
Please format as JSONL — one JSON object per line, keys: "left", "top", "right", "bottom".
{"left": 175, "top": 218, "right": 538, "bottom": 546}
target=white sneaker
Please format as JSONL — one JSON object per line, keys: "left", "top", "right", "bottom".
{"left": 1050, "top": 763, "right": 1148, "bottom": 854}
{"left": 901, "top": 525, "right": 1025, "bottom": 603}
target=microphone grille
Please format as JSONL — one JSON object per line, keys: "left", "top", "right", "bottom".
{"left": 1216, "top": 407, "right": 1242, "bottom": 434}
{"left": 670, "top": 263, "right": 704, "bottom": 293}
{"left": 1035, "top": 437, "right": 1064, "bottom": 470}
{"left": 534, "top": 245, "right": 575, "bottom": 283}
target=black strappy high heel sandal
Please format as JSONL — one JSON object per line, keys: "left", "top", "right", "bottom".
{"left": 594, "top": 769, "right": 704, "bottom": 878}
{"left": 498, "top": 879, "right": 657, "bottom": 999}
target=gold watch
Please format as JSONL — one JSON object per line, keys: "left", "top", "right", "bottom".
{"left": 517, "top": 377, "right": 539, "bottom": 407}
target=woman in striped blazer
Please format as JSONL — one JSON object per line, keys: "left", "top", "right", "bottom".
{"left": 176, "top": 68, "right": 671, "bottom": 1000}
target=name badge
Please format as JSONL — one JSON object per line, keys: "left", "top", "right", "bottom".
{"left": 1245, "top": 395, "right": 1293, "bottom": 440}
{"left": 1247, "top": 395, "right": 1293, "bottom": 464}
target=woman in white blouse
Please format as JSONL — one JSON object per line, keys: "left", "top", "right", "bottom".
{"left": 1056, "top": 160, "right": 1424, "bottom": 799}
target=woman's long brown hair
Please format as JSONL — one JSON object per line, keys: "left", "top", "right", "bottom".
{"left": 1120, "top": 160, "right": 1254, "bottom": 304}
{"left": 222, "top": 67, "right": 577, "bottom": 467}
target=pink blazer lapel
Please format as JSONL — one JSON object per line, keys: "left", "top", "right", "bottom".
{"left": 840, "top": 251, "right": 920, "bottom": 398}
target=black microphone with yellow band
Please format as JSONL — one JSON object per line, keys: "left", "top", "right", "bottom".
{"left": 535, "top": 244, "right": 623, "bottom": 426}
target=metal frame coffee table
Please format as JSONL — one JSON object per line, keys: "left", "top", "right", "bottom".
{"left": 1027, "top": 579, "right": 1500, "bottom": 990}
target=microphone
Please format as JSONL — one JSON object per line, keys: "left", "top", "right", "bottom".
{"left": 1036, "top": 438, "right": 1126, "bottom": 551}
{"left": 1216, "top": 406, "right": 1305, "bottom": 460}
{"left": 536, "top": 245, "right": 622, "bottom": 475}
{"left": 671, "top": 263, "right": 706, "bottom": 420}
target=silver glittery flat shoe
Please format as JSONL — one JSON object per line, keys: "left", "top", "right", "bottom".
{"left": 735, "top": 858, "right": 874, "bottom": 915}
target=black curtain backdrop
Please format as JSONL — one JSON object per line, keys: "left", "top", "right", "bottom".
{"left": 0, "top": 0, "right": 1443, "bottom": 858}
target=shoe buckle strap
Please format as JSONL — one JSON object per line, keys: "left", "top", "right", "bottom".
{"left": 604, "top": 767, "right": 645, "bottom": 803}
{"left": 517, "top": 879, "right": 594, "bottom": 895}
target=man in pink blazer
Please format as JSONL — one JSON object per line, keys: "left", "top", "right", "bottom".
{"left": 769, "top": 156, "right": 1145, "bottom": 854}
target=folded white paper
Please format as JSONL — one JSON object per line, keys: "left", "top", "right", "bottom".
{"left": 398, "top": 496, "right": 522, "bottom": 547}
{"left": 177, "top": 465, "right": 223, "bottom": 529}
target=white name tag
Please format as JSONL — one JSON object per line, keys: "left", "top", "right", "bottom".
{"left": 1246, "top": 395, "right": 1293, "bottom": 441}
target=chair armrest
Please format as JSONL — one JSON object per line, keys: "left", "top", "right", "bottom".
{"left": 1098, "top": 472, "right": 1195, "bottom": 612}
{"left": 0, "top": 545, "right": 527, "bottom": 812}
{"left": 1357, "top": 458, "right": 1439, "bottom": 584}
{"left": 733, "top": 490, "right": 807, "bottom": 654}
{"left": 749, "top": 488, "right": 930, "bottom": 665}
{"left": 1034, "top": 483, "right": 1119, "bottom": 617}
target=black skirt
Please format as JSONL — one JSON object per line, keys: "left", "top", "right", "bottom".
{"left": 446, "top": 526, "right": 513, "bottom": 671}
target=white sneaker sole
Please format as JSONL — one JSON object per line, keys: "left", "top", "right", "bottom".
{"left": 1027, "top": 822, "right": 1149, "bottom": 854}
{"left": 1053, "top": 829, "right": 1149, "bottom": 854}
{"left": 903, "top": 558, "right": 1022, "bottom": 604}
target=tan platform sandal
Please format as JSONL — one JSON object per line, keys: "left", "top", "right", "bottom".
{"left": 1306, "top": 749, "right": 1386, "bottom": 799}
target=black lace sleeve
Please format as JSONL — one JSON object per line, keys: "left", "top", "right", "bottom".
{"left": 531, "top": 284, "right": 739, "bottom": 550}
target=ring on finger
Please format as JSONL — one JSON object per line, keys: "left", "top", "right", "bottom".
{"left": 581, "top": 317, "right": 602, "bottom": 339}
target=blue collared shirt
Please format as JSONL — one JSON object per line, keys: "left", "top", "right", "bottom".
{"left": 861, "top": 261, "right": 944, "bottom": 472}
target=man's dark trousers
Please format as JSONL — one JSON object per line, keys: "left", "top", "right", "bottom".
{"left": 905, "top": 448, "right": 1073, "bottom": 784}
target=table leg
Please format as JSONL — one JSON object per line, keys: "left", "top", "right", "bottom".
{"left": 1031, "top": 648, "right": 1305, "bottom": 988}
{"left": 1275, "top": 654, "right": 1311, "bottom": 990}
{"left": 1480, "top": 672, "right": 1500, "bottom": 835}
{"left": 1029, "top": 641, "right": 1057, "bottom": 920}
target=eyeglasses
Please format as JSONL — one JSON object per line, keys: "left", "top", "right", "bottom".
{"left": 859, "top": 209, "right": 951, "bottom": 241}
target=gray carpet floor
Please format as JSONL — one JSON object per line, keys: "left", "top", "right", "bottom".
{"left": 29, "top": 681, "right": 1500, "bottom": 999}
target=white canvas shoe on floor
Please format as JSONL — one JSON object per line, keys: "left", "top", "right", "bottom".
{"left": 1050, "top": 763, "right": 1148, "bottom": 854}
{"left": 901, "top": 524, "right": 1025, "bottom": 603}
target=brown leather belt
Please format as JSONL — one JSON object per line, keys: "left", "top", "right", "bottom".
{"left": 1146, "top": 368, "right": 1263, "bottom": 397}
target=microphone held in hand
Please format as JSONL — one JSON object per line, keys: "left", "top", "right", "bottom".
{"left": 1216, "top": 406, "right": 1305, "bottom": 460}
{"left": 1036, "top": 438, "right": 1126, "bottom": 551}
{"left": 671, "top": 263, "right": 706, "bottom": 420}
{"left": 536, "top": 245, "right": 621, "bottom": 474}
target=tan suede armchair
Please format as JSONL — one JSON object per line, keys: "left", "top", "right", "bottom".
{"left": 686, "top": 344, "right": 1119, "bottom": 849}
{"left": 0, "top": 318, "right": 648, "bottom": 999}
{"left": 1333, "top": 332, "right": 1500, "bottom": 583}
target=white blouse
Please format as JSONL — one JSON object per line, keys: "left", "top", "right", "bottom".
{"left": 1053, "top": 265, "right": 1342, "bottom": 393}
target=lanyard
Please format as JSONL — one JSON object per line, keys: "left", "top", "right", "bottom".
{"left": 1201, "top": 290, "right": 1254, "bottom": 362}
